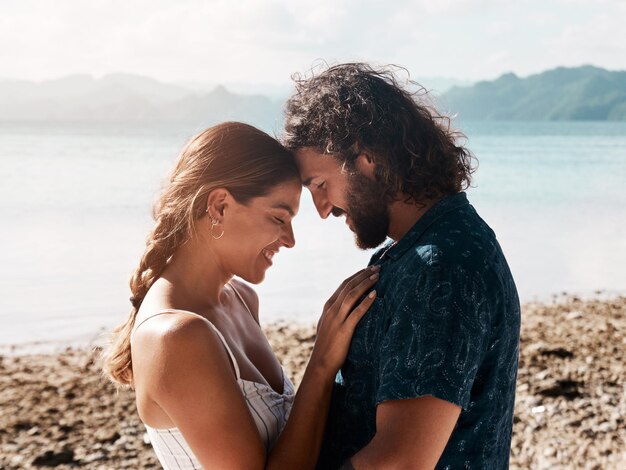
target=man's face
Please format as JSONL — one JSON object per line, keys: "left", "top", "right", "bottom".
{"left": 294, "top": 147, "right": 390, "bottom": 249}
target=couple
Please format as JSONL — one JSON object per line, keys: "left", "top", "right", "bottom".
{"left": 103, "top": 63, "right": 520, "bottom": 469}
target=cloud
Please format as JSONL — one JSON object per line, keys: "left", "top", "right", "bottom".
{"left": 545, "top": 12, "right": 626, "bottom": 70}
{"left": 1, "top": 0, "right": 625, "bottom": 84}
{"left": 557, "top": 0, "right": 620, "bottom": 5}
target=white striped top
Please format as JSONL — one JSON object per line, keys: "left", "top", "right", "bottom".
{"left": 131, "top": 294, "right": 295, "bottom": 469}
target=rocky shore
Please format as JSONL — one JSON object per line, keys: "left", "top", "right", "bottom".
{"left": 1, "top": 295, "right": 624, "bottom": 469}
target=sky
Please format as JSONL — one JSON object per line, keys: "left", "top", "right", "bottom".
{"left": 2, "top": 0, "right": 625, "bottom": 89}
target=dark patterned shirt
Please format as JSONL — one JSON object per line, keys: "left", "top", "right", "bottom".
{"left": 316, "top": 192, "right": 520, "bottom": 470}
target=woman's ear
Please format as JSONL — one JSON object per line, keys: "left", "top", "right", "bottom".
{"left": 205, "top": 188, "right": 230, "bottom": 220}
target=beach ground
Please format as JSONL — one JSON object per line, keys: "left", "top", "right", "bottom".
{"left": 1, "top": 295, "right": 624, "bottom": 469}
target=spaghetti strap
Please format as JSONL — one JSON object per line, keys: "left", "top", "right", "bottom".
{"left": 228, "top": 282, "right": 255, "bottom": 320}
{"left": 228, "top": 282, "right": 287, "bottom": 390}
{"left": 131, "top": 309, "right": 241, "bottom": 380}
{"left": 135, "top": 303, "right": 296, "bottom": 467}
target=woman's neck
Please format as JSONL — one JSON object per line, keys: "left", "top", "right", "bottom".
{"left": 159, "top": 237, "right": 232, "bottom": 311}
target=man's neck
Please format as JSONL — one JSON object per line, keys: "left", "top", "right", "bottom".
{"left": 387, "top": 196, "right": 441, "bottom": 241}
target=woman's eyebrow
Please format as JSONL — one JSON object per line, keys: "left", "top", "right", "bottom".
{"left": 271, "top": 203, "right": 295, "bottom": 216}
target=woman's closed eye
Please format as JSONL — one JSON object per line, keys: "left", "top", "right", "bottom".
{"left": 273, "top": 216, "right": 285, "bottom": 225}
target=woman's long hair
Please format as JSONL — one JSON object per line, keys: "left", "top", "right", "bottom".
{"left": 102, "top": 122, "right": 298, "bottom": 387}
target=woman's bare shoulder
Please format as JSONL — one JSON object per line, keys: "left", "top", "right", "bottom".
{"left": 131, "top": 311, "right": 233, "bottom": 385}
{"left": 132, "top": 309, "right": 211, "bottom": 346}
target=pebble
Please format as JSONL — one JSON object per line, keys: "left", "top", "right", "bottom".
{"left": 0, "top": 295, "right": 624, "bottom": 469}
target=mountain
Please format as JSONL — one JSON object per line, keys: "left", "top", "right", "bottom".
{"left": 4, "top": 67, "right": 624, "bottom": 123}
{"left": 416, "top": 76, "right": 473, "bottom": 94}
{"left": 0, "top": 74, "right": 283, "bottom": 128}
{"left": 443, "top": 66, "right": 626, "bottom": 121}
{"left": 161, "top": 85, "right": 278, "bottom": 124}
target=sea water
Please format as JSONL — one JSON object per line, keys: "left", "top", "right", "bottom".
{"left": 1, "top": 120, "right": 625, "bottom": 347}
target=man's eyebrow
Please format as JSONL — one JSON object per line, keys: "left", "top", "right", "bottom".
{"left": 271, "top": 203, "right": 295, "bottom": 217}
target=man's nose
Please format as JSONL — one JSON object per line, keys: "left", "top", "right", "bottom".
{"left": 312, "top": 192, "right": 333, "bottom": 219}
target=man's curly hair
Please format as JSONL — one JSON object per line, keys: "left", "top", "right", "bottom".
{"left": 282, "top": 63, "right": 476, "bottom": 204}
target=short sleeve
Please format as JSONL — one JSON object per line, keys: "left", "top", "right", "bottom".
{"left": 376, "top": 263, "right": 491, "bottom": 409}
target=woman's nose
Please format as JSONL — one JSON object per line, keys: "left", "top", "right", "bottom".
{"left": 281, "top": 222, "right": 296, "bottom": 248}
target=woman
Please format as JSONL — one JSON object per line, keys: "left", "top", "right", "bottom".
{"left": 102, "top": 122, "right": 379, "bottom": 469}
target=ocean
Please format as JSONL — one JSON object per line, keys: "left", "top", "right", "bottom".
{"left": 1, "top": 120, "right": 625, "bottom": 348}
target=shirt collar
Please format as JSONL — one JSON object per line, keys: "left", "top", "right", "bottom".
{"left": 383, "top": 192, "right": 470, "bottom": 261}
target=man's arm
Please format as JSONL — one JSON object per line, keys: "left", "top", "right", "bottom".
{"left": 340, "top": 263, "right": 489, "bottom": 469}
{"left": 344, "top": 396, "right": 460, "bottom": 469}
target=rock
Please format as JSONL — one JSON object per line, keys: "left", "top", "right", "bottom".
{"left": 82, "top": 451, "right": 108, "bottom": 463}
{"left": 31, "top": 447, "right": 76, "bottom": 466}
{"left": 95, "top": 429, "right": 120, "bottom": 444}
{"left": 538, "top": 379, "right": 584, "bottom": 400}
{"left": 1, "top": 296, "right": 624, "bottom": 469}
{"left": 538, "top": 347, "right": 574, "bottom": 359}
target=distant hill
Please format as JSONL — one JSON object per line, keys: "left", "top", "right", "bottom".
{"left": 3, "top": 67, "right": 625, "bottom": 123}
{"left": 0, "top": 74, "right": 283, "bottom": 129}
{"left": 417, "top": 76, "right": 473, "bottom": 94}
{"left": 443, "top": 66, "right": 626, "bottom": 121}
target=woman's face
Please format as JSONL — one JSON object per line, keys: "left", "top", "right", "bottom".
{"left": 220, "top": 178, "right": 302, "bottom": 284}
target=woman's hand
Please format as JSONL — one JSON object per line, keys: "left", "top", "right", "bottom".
{"left": 265, "top": 266, "right": 380, "bottom": 469}
{"left": 309, "top": 265, "right": 380, "bottom": 378}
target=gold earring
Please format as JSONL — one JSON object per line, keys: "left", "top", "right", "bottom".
{"left": 210, "top": 218, "right": 224, "bottom": 240}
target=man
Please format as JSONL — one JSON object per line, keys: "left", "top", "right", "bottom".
{"left": 282, "top": 63, "right": 521, "bottom": 469}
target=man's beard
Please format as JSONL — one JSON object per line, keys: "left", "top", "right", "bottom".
{"left": 345, "top": 171, "right": 390, "bottom": 250}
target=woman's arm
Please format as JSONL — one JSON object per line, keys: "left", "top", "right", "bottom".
{"left": 265, "top": 266, "right": 379, "bottom": 470}
{"left": 136, "top": 266, "right": 378, "bottom": 469}
{"left": 138, "top": 315, "right": 267, "bottom": 469}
